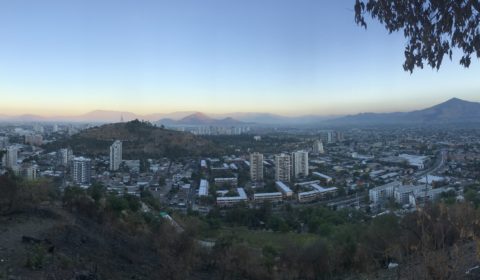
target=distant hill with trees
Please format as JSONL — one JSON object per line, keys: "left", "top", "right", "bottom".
{"left": 44, "top": 120, "right": 222, "bottom": 159}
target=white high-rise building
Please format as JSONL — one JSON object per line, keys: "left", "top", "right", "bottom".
{"left": 72, "top": 157, "right": 91, "bottom": 185}
{"left": 0, "top": 136, "right": 8, "bottom": 149}
{"left": 25, "top": 134, "right": 43, "bottom": 146}
{"left": 320, "top": 131, "right": 335, "bottom": 144}
{"left": 57, "top": 148, "right": 73, "bottom": 167}
{"left": 312, "top": 140, "right": 324, "bottom": 154}
{"left": 275, "top": 153, "right": 291, "bottom": 182}
{"left": 292, "top": 151, "right": 309, "bottom": 178}
{"left": 22, "top": 164, "right": 37, "bottom": 180}
{"left": 250, "top": 152, "right": 264, "bottom": 182}
{"left": 109, "top": 140, "right": 122, "bottom": 171}
{"left": 3, "top": 146, "right": 18, "bottom": 169}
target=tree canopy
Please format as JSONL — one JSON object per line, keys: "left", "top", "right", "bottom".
{"left": 355, "top": 0, "right": 480, "bottom": 72}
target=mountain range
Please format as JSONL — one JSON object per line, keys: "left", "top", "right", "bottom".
{"left": 157, "top": 112, "right": 249, "bottom": 126}
{"left": 331, "top": 98, "right": 480, "bottom": 124}
{"left": 1, "top": 97, "right": 479, "bottom": 125}
{"left": 0, "top": 110, "right": 337, "bottom": 125}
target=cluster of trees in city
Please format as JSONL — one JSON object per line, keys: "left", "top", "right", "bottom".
{"left": 0, "top": 171, "right": 58, "bottom": 215}
{"left": 43, "top": 120, "right": 224, "bottom": 160}
{"left": 190, "top": 197, "right": 480, "bottom": 278}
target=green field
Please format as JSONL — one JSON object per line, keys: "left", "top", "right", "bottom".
{"left": 213, "top": 227, "right": 320, "bottom": 250}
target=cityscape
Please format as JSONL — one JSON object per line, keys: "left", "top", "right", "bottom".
{"left": 1, "top": 0, "right": 480, "bottom": 279}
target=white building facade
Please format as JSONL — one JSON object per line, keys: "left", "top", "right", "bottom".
{"left": 72, "top": 157, "right": 92, "bottom": 185}
{"left": 292, "top": 151, "right": 309, "bottom": 178}
{"left": 275, "top": 153, "right": 291, "bottom": 182}
{"left": 249, "top": 152, "right": 264, "bottom": 181}
{"left": 109, "top": 140, "right": 122, "bottom": 171}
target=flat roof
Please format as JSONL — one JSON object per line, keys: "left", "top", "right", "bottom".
{"left": 311, "top": 183, "right": 338, "bottom": 193}
{"left": 217, "top": 188, "right": 248, "bottom": 201}
{"left": 254, "top": 192, "right": 282, "bottom": 198}
{"left": 198, "top": 179, "right": 209, "bottom": 196}
{"left": 370, "top": 181, "right": 401, "bottom": 191}
{"left": 214, "top": 177, "right": 237, "bottom": 181}
{"left": 312, "top": 172, "right": 332, "bottom": 180}
{"left": 275, "top": 181, "right": 293, "bottom": 193}
{"left": 417, "top": 175, "right": 445, "bottom": 184}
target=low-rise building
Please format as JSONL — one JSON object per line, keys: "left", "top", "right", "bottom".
{"left": 216, "top": 188, "right": 248, "bottom": 206}
{"left": 253, "top": 192, "right": 283, "bottom": 203}
{"left": 398, "top": 154, "right": 428, "bottom": 169}
{"left": 198, "top": 179, "right": 209, "bottom": 196}
{"left": 394, "top": 184, "right": 426, "bottom": 205}
{"left": 369, "top": 181, "right": 401, "bottom": 205}
{"left": 297, "top": 183, "right": 338, "bottom": 203}
{"left": 214, "top": 177, "right": 238, "bottom": 187}
{"left": 312, "top": 172, "right": 333, "bottom": 183}
{"left": 275, "top": 181, "right": 293, "bottom": 197}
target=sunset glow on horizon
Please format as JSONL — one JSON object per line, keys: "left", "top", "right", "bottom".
{"left": 1, "top": 0, "right": 479, "bottom": 117}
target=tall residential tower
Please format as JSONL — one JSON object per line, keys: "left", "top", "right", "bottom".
{"left": 312, "top": 140, "right": 324, "bottom": 154}
{"left": 249, "top": 152, "right": 264, "bottom": 181}
{"left": 3, "top": 146, "right": 18, "bottom": 169}
{"left": 72, "top": 157, "right": 91, "bottom": 185}
{"left": 292, "top": 151, "right": 309, "bottom": 178}
{"left": 275, "top": 153, "right": 291, "bottom": 182}
{"left": 109, "top": 140, "right": 122, "bottom": 171}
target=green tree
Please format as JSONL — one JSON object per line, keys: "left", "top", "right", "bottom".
{"left": 0, "top": 171, "right": 20, "bottom": 214}
{"left": 125, "top": 194, "right": 141, "bottom": 212}
{"left": 158, "top": 176, "right": 166, "bottom": 187}
{"left": 107, "top": 195, "right": 129, "bottom": 214}
{"left": 87, "top": 183, "right": 106, "bottom": 203}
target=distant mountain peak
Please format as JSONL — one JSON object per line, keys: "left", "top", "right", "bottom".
{"left": 441, "top": 97, "right": 466, "bottom": 104}
{"left": 181, "top": 112, "right": 212, "bottom": 121}
{"left": 331, "top": 97, "right": 480, "bottom": 124}
{"left": 448, "top": 97, "right": 462, "bottom": 101}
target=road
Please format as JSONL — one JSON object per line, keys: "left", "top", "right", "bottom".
{"left": 415, "top": 149, "right": 447, "bottom": 179}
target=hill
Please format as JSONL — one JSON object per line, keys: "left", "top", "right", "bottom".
{"left": 330, "top": 98, "right": 480, "bottom": 125}
{"left": 44, "top": 120, "right": 221, "bottom": 158}
{"left": 71, "top": 110, "right": 142, "bottom": 122}
{"left": 407, "top": 97, "right": 480, "bottom": 122}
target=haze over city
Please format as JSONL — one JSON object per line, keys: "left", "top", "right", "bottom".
{"left": 1, "top": 0, "right": 479, "bottom": 117}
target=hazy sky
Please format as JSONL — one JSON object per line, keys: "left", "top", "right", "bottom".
{"left": 1, "top": 0, "right": 479, "bottom": 116}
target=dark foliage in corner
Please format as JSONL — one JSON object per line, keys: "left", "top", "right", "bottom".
{"left": 355, "top": 0, "right": 480, "bottom": 72}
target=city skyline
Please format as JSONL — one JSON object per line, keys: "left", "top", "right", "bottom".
{"left": 1, "top": 0, "right": 479, "bottom": 116}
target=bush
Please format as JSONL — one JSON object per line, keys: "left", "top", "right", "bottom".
{"left": 25, "top": 244, "right": 47, "bottom": 270}
{"left": 0, "top": 173, "right": 56, "bottom": 215}
{"left": 107, "top": 195, "right": 129, "bottom": 214}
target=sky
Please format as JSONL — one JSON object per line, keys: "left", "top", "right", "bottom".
{"left": 1, "top": 0, "right": 479, "bottom": 117}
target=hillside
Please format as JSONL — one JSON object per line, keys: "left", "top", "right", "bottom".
{"left": 407, "top": 97, "right": 480, "bottom": 122}
{"left": 330, "top": 98, "right": 480, "bottom": 125}
{"left": 45, "top": 120, "right": 222, "bottom": 158}
{"left": 2, "top": 172, "right": 479, "bottom": 280}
